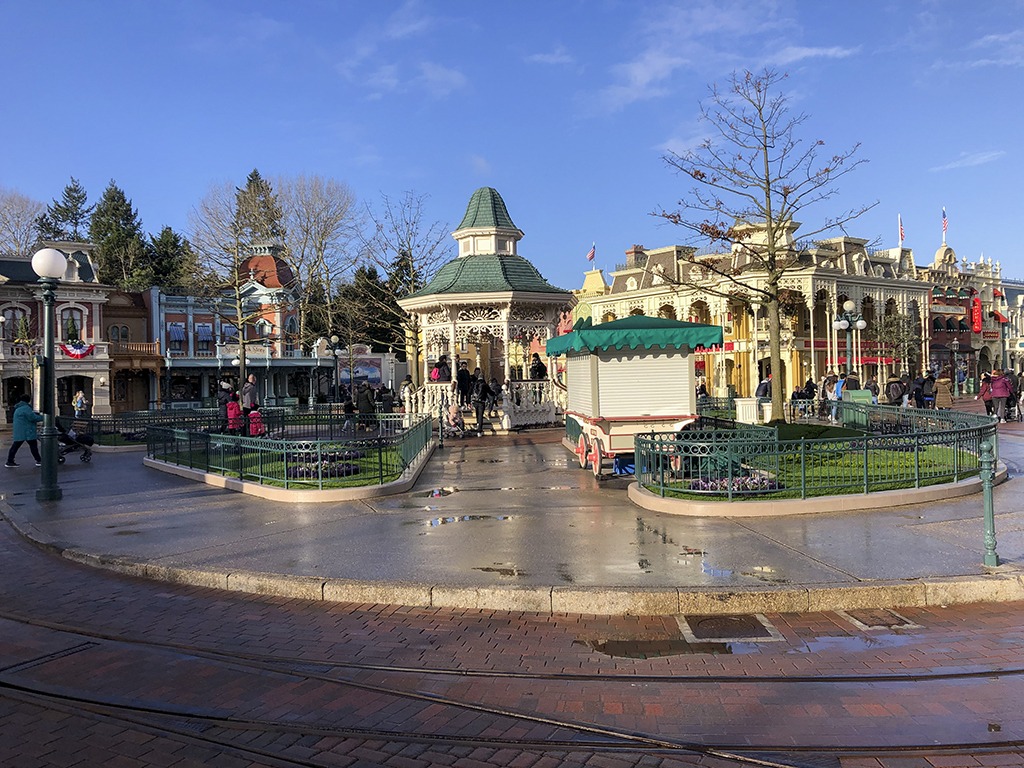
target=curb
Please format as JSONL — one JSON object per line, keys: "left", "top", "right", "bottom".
{"left": 92, "top": 443, "right": 148, "bottom": 453}
{"left": 4, "top": 504, "right": 1022, "bottom": 616}
{"left": 140, "top": 440, "right": 436, "bottom": 502}
{"left": 627, "top": 465, "right": 1010, "bottom": 516}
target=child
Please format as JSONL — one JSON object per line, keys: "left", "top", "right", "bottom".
{"left": 226, "top": 394, "right": 243, "bottom": 434}
{"left": 342, "top": 398, "right": 356, "bottom": 433}
{"left": 248, "top": 404, "right": 266, "bottom": 437}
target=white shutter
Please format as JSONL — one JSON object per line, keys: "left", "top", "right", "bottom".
{"left": 566, "top": 351, "right": 593, "bottom": 416}
{"left": 597, "top": 348, "right": 694, "bottom": 417}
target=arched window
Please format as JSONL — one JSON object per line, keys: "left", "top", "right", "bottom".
{"left": 2, "top": 306, "right": 28, "bottom": 341}
{"left": 602, "top": 312, "right": 617, "bottom": 323}
{"left": 284, "top": 316, "right": 298, "bottom": 352}
{"left": 626, "top": 277, "right": 638, "bottom": 291}
{"left": 121, "top": 325, "right": 130, "bottom": 341}
{"left": 60, "top": 308, "right": 84, "bottom": 342}
{"left": 629, "top": 307, "right": 645, "bottom": 316}
{"left": 109, "top": 326, "right": 120, "bottom": 342}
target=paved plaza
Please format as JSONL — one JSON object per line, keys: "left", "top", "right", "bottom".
{"left": 1, "top": 420, "right": 1024, "bottom": 766}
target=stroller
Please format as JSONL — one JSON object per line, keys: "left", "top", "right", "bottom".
{"left": 57, "top": 421, "right": 94, "bottom": 463}
{"left": 442, "top": 403, "right": 467, "bottom": 439}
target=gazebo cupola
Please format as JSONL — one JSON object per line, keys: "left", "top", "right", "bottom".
{"left": 453, "top": 187, "right": 524, "bottom": 258}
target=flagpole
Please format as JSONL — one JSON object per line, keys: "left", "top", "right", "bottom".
{"left": 898, "top": 214, "right": 903, "bottom": 249}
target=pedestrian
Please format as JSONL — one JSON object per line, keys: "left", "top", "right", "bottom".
{"left": 73, "top": 390, "right": 88, "bottom": 419}
{"left": 248, "top": 403, "right": 266, "bottom": 436}
{"left": 901, "top": 373, "right": 911, "bottom": 407}
{"left": 241, "top": 374, "right": 258, "bottom": 435}
{"left": 910, "top": 374, "right": 925, "bottom": 409}
{"left": 342, "top": 397, "right": 356, "bottom": 433}
{"left": 990, "top": 369, "right": 1013, "bottom": 422}
{"left": 226, "top": 394, "right": 243, "bottom": 434}
{"left": 804, "top": 377, "right": 817, "bottom": 400}
{"left": 1005, "top": 369, "right": 1019, "bottom": 421}
{"left": 529, "top": 353, "right": 547, "bottom": 380}
{"left": 696, "top": 378, "right": 708, "bottom": 398}
{"left": 5, "top": 394, "right": 43, "bottom": 468}
{"left": 934, "top": 369, "right": 954, "bottom": 410}
{"left": 356, "top": 381, "right": 376, "bottom": 430}
{"left": 398, "top": 375, "right": 415, "bottom": 411}
{"left": 845, "top": 370, "right": 861, "bottom": 392}
{"left": 922, "top": 373, "right": 936, "bottom": 409}
{"left": 436, "top": 355, "right": 452, "bottom": 382}
{"left": 470, "top": 374, "right": 492, "bottom": 435}
{"left": 884, "top": 373, "right": 904, "bottom": 406}
{"left": 486, "top": 376, "right": 500, "bottom": 417}
{"left": 755, "top": 373, "right": 771, "bottom": 398}
{"left": 456, "top": 361, "right": 471, "bottom": 408}
{"left": 379, "top": 386, "right": 394, "bottom": 414}
{"left": 217, "top": 380, "right": 232, "bottom": 432}
{"left": 976, "top": 372, "right": 993, "bottom": 416}
{"left": 865, "top": 376, "right": 879, "bottom": 404}
{"left": 826, "top": 376, "right": 839, "bottom": 423}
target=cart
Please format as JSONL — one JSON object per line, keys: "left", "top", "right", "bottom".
{"left": 546, "top": 315, "right": 723, "bottom": 476}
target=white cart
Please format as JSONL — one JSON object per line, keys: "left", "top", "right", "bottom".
{"left": 546, "top": 316, "right": 724, "bottom": 476}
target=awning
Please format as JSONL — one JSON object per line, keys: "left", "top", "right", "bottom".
{"left": 994, "top": 310, "right": 1009, "bottom": 323}
{"left": 222, "top": 324, "right": 238, "bottom": 340}
{"left": 994, "top": 289, "right": 1004, "bottom": 298}
{"left": 933, "top": 318, "right": 944, "bottom": 330}
{"left": 958, "top": 319, "right": 970, "bottom": 331}
{"left": 546, "top": 315, "right": 723, "bottom": 355}
{"left": 946, "top": 318, "right": 957, "bottom": 331}
{"left": 197, "top": 324, "right": 213, "bottom": 341}
{"left": 168, "top": 324, "right": 185, "bottom": 342}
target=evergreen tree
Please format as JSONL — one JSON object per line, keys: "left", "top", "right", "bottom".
{"left": 89, "top": 180, "right": 147, "bottom": 286}
{"left": 149, "top": 226, "right": 196, "bottom": 288}
{"left": 235, "top": 169, "right": 285, "bottom": 242}
{"left": 15, "top": 315, "right": 32, "bottom": 343}
{"left": 337, "top": 266, "right": 402, "bottom": 352}
{"left": 36, "top": 177, "right": 94, "bottom": 241}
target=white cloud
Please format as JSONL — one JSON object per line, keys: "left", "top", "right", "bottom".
{"left": 470, "top": 154, "right": 491, "bottom": 174}
{"left": 767, "top": 45, "right": 860, "bottom": 66}
{"left": 937, "top": 27, "right": 1024, "bottom": 69}
{"left": 929, "top": 151, "right": 1007, "bottom": 172}
{"left": 526, "top": 46, "right": 575, "bottom": 65}
{"left": 416, "top": 62, "right": 467, "bottom": 97}
{"left": 600, "top": 49, "right": 689, "bottom": 111}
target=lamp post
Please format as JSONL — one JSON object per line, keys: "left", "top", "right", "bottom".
{"left": 950, "top": 337, "right": 960, "bottom": 398}
{"left": 832, "top": 300, "right": 867, "bottom": 377}
{"left": 32, "top": 248, "right": 67, "bottom": 502}
{"left": 327, "top": 334, "right": 343, "bottom": 402}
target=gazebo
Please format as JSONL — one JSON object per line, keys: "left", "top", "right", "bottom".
{"left": 398, "top": 187, "right": 574, "bottom": 386}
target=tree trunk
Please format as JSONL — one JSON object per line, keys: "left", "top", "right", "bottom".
{"left": 767, "top": 284, "right": 786, "bottom": 423}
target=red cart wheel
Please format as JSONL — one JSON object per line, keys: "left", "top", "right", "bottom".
{"left": 577, "top": 433, "right": 589, "bottom": 469}
{"left": 591, "top": 438, "right": 603, "bottom": 477}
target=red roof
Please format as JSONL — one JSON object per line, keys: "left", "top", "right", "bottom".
{"left": 238, "top": 254, "right": 295, "bottom": 288}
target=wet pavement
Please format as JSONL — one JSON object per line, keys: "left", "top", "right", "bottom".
{"left": 1, "top": 428, "right": 1023, "bottom": 591}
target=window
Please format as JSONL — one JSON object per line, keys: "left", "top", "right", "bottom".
{"left": 284, "top": 316, "right": 298, "bottom": 352}
{"left": 121, "top": 326, "right": 129, "bottom": 341}
{"left": 2, "top": 306, "right": 28, "bottom": 341}
{"left": 255, "top": 320, "right": 271, "bottom": 338}
{"left": 196, "top": 323, "right": 213, "bottom": 353}
{"left": 109, "top": 326, "right": 120, "bottom": 342}
{"left": 626, "top": 277, "right": 638, "bottom": 291}
{"left": 60, "top": 308, "right": 84, "bottom": 341}
{"left": 168, "top": 322, "right": 185, "bottom": 352}
{"left": 222, "top": 324, "right": 238, "bottom": 343}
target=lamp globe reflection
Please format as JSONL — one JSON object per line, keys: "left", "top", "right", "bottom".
{"left": 32, "top": 248, "right": 67, "bottom": 279}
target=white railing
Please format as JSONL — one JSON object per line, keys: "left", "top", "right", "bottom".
{"left": 0, "top": 340, "right": 33, "bottom": 360}
{"left": 110, "top": 341, "right": 161, "bottom": 355}
{"left": 402, "top": 379, "right": 561, "bottom": 430}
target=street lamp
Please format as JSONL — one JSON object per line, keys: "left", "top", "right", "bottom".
{"left": 832, "top": 299, "right": 867, "bottom": 377}
{"left": 950, "top": 337, "right": 960, "bottom": 398}
{"left": 32, "top": 247, "right": 67, "bottom": 502}
{"left": 328, "top": 334, "right": 343, "bottom": 402}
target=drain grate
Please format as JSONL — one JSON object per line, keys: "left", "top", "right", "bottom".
{"left": 839, "top": 608, "right": 921, "bottom": 631}
{"left": 678, "top": 613, "right": 784, "bottom": 643}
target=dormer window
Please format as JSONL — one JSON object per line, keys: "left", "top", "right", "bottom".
{"left": 626, "top": 277, "right": 638, "bottom": 291}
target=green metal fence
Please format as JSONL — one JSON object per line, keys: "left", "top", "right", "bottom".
{"left": 57, "top": 408, "right": 287, "bottom": 446}
{"left": 146, "top": 413, "right": 433, "bottom": 490}
{"left": 636, "top": 402, "right": 998, "bottom": 501}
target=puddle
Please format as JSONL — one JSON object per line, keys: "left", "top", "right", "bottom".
{"left": 412, "top": 487, "right": 458, "bottom": 498}
{"left": 405, "top": 514, "right": 514, "bottom": 527}
{"left": 785, "top": 632, "right": 919, "bottom": 654}
{"left": 477, "top": 458, "right": 503, "bottom": 463}
{"left": 474, "top": 563, "right": 526, "bottom": 577}
{"left": 577, "top": 637, "right": 734, "bottom": 658}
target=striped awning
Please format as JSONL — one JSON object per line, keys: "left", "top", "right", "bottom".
{"left": 196, "top": 324, "right": 213, "bottom": 341}
{"left": 168, "top": 324, "right": 185, "bottom": 341}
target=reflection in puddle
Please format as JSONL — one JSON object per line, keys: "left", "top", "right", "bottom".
{"left": 474, "top": 563, "right": 526, "bottom": 577}
{"left": 577, "top": 637, "right": 736, "bottom": 658}
{"left": 405, "top": 514, "right": 514, "bottom": 527}
{"left": 786, "top": 632, "right": 919, "bottom": 654}
{"left": 412, "top": 487, "right": 458, "bottom": 498}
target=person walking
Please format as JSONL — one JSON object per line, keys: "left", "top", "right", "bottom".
{"left": 241, "top": 374, "right": 258, "bottom": 435}
{"left": 486, "top": 376, "right": 500, "bottom": 418}
{"left": 922, "top": 373, "right": 936, "bottom": 409}
{"left": 456, "top": 361, "right": 471, "bottom": 408}
{"left": 398, "top": 375, "right": 415, "bottom": 411}
{"left": 217, "top": 380, "right": 232, "bottom": 432}
{"left": 990, "top": 369, "right": 1013, "bottom": 422}
{"left": 436, "top": 355, "right": 452, "bottom": 382}
{"left": 470, "top": 374, "right": 492, "bottom": 436}
{"left": 910, "top": 375, "right": 925, "bottom": 409}
{"left": 845, "top": 370, "right": 861, "bottom": 392}
{"left": 755, "top": 373, "right": 771, "bottom": 398}
{"left": 5, "top": 394, "right": 43, "bottom": 468}
{"left": 226, "top": 394, "right": 243, "bottom": 434}
{"left": 529, "top": 353, "right": 547, "bottom": 380}
{"left": 73, "top": 390, "right": 88, "bottom": 419}
{"left": 976, "top": 372, "right": 993, "bottom": 416}
{"left": 865, "top": 376, "right": 879, "bottom": 404}
{"left": 884, "top": 373, "right": 905, "bottom": 406}
{"left": 901, "top": 373, "right": 912, "bottom": 407}
{"left": 934, "top": 369, "right": 954, "bottom": 410}
{"left": 356, "top": 381, "right": 376, "bottom": 431}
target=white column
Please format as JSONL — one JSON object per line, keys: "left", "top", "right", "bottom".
{"left": 808, "top": 299, "right": 816, "bottom": 384}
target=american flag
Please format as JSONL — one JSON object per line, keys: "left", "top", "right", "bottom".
{"left": 899, "top": 214, "right": 904, "bottom": 243}
{"left": 586, "top": 242, "right": 595, "bottom": 262}
{"left": 942, "top": 207, "right": 948, "bottom": 234}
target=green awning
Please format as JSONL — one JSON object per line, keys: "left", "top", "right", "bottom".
{"left": 546, "top": 315, "right": 723, "bottom": 356}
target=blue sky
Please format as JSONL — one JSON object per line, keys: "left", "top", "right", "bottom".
{"left": 1, "top": 1, "right": 1022, "bottom": 290}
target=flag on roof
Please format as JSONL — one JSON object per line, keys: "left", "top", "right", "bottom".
{"left": 586, "top": 242, "right": 595, "bottom": 262}
{"left": 898, "top": 214, "right": 904, "bottom": 244}
{"left": 942, "top": 207, "right": 947, "bottom": 234}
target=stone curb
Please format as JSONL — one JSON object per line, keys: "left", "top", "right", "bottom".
{"left": 4, "top": 502, "right": 1022, "bottom": 616}
{"left": 627, "top": 465, "right": 1009, "bottom": 517}
{"left": 91, "top": 443, "right": 148, "bottom": 453}
{"left": 140, "top": 440, "right": 436, "bottom": 502}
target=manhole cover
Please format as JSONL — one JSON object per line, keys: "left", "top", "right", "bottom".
{"left": 685, "top": 614, "right": 772, "bottom": 640}
{"left": 840, "top": 608, "right": 920, "bottom": 630}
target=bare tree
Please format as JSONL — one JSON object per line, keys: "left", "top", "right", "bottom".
{"left": 275, "top": 173, "right": 363, "bottom": 350}
{"left": 0, "top": 186, "right": 44, "bottom": 255}
{"left": 187, "top": 180, "right": 292, "bottom": 388}
{"left": 363, "top": 191, "right": 453, "bottom": 383}
{"left": 655, "top": 69, "right": 876, "bottom": 420}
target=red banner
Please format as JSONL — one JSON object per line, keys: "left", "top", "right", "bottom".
{"left": 972, "top": 298, "right": 983, "bottom": 333}
{"left": 59, "top": 344, "right": 95, "bottom": 359}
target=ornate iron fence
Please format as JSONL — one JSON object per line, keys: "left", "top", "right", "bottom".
{"left": 635, "top": 402, "right": 997, "bottom": 500}
{"left": 146, "top": 413, "right": 433, "bottom": 490}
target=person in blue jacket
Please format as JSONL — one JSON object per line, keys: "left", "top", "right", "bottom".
{"left": 6, "top": 394, "right": 44, "bottom": 467}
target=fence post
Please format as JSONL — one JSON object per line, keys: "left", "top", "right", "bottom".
{"left": 863, "top": 436, "right": 869, "bottom": 494}
{"left": 378, "top": 437, "right": 384, "bottom": 485}
{"left": 438, "top": 401, "right": 444, "bottom": 449}
{"left": 800, "top": 438, "right": 806, "bottom": 500}
{"left": 659, "top": 439, "right": 665, "bottom": 497}
{"left": 727, "top": 443, "right": 733, "bottom": 502}
{"left": 914, "top": 433, "right": 920, "bottom": 488}
{"left": 980, "top": 439, "right": 999, "bottom": 567}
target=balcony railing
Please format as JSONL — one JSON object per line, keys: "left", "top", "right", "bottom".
{"left": 110, "top": 341, "right": 161, "bottom": 356}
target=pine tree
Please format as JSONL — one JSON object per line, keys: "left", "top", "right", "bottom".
{"left": 15, "top": 315, "right": 32, "bottom": 343}
{"left": 89, "top": 180, "right": 147, "bottom": 286}
{"left": 148, "top": 226, "right": 196, "bottom": 288}
{"left": 36, "top": 177, "right": 94, "bottom": 241}
{"left": 235, "top": 169, "right": 285, "bottom": 242}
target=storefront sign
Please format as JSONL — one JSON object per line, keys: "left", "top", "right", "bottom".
{"left": 930, "top": 304, "right": 964, "bottom": 314}
{"left": 972, "top": 298, "right": 983, "bottom": 333}
{"left": 983, "top": 330, "right": 1000, "bottom": 340}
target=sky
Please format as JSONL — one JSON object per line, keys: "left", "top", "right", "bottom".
{"left": 1, "top": 0, "right": 1022, "bottom": 291}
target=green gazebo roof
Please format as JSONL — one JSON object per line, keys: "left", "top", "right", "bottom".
{"left": 455, "top": 187, "right": 518, "bottom": 231}
{"left": 546, "top": 316, "right": 724, "bottom": 356}
{"left": 406, "top": 253, "right": 570, "bottom": 299}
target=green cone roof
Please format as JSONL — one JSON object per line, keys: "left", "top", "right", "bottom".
{"left": 456, "top": 187, "right": 518, "bottom": 231}
{"left": 406, "top": 253, "right": 569, "bottom": 299}
{"left": 546, "top": 316, "right": 723, "bottom": 355}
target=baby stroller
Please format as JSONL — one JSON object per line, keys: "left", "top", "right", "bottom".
{"left": 57, "top": 421, "right": 94, "bottom": 463}
{"left": 442, "top": 404, "right": 467, "bottom": 439}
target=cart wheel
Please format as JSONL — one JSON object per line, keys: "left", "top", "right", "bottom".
{"left": 577, "top": 433, "right": 589, "bottom": 470}
{"left": 591, "top": 439, "right": 603, "bottom": 478}
{"left": 81, "top": 452, "right": 92, "bottom": 463}
{"left": 58, "top": 456, "right": 66, "bottom": 465}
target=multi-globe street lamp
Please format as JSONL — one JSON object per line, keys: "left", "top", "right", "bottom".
{"left": 832, "top": 300, "right": 867, "bottom": 377}
{"left": 950, "top": 337, "right": 960, "bottom": 398}
{"left": 32, "top": 247, "right": 68, "bottom": 502}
